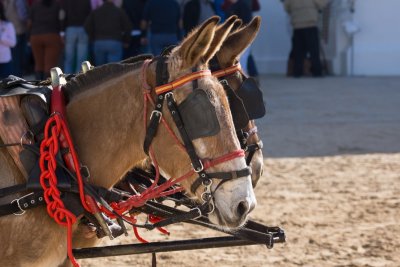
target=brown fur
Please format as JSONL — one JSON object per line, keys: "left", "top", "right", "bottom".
{"left": 213, "top": 16, "right": 264, "bottom": 187}
{"left": 216, "top": 16, "right": 262, "bottom": 67}
{"left": 0, "top": 17, "right": 244, "bottom": 267}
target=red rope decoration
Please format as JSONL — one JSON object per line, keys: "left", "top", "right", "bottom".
{"left": 39, "top": 114, "right": 93, "bottom": 267}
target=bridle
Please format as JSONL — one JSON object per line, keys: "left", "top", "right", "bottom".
{"left": 209, "top": 58, "right": 264, "bottom": 166}
{"left": 140, "top": 56, "right": 251, "bottom": 213}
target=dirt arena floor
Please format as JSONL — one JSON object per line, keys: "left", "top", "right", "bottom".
{"left": 81, "top": 76, "right": 400, "bottom": 267}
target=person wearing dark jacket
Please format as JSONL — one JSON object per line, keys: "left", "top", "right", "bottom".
{"left": 28, "top": 0, "right": 63, "bottom": 80}
{"left": 225, "top": 0, "right": 253, "bottom": 74}
{"left": 122, "top": 0, "right": 147, "bottom": 58}
{"left": 84, "top": 0, "right": 132, "bottom": 65}
{"left": 183, "top": 0, "right": 215, "bottom": 35}
{"left": 61, "top": 0, "right": 91, "bottom": 73}
{"left": 141, "top": 0, "right": 180, "bottom": 55}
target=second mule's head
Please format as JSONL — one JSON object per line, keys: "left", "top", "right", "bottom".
{"left": 144, "top": 17, "right": 256, "bottom": 228}
{"left": 212, "top": 16, "right": 264, "bottom": 188}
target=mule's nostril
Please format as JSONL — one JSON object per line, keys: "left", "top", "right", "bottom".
{"left": 236, "top": 201, "right": 250, "bottom": 218}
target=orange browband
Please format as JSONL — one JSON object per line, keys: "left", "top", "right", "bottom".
{"left": 211, "top": 63, "right": 241, "bottom": 78}
{"left": 155, "top": 70, "right": 212, "bottom": 95}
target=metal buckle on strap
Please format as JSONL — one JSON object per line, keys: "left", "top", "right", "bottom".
{"left": 191, "top": 207, "right": 203, "bottom": 220}
{"left": 165, "top": 92, "right": 175, "bottom": 101}
{"left": 11, "top": 192, "right": 35, "bottom": 216}
{"left": 150, "top": 110, "right": 162, "bottom": 123}
{"left": 192, "top": 160, "right": 204, "bottom": 173}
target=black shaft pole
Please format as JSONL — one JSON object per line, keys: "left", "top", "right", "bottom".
{"left": 73, "top": 236, "right": 258, "bottom": 259}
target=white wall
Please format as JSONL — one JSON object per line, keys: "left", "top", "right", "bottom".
{"left": 352, "top": 0, "right": 400, "bottom": 76}
{"left": 252, "top": 1, "right": 291, "bottom": 74}
{"left": 252, "top": 0, "right": 400, "bottom": 76}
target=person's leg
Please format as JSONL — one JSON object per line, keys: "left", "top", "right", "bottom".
{"left": 150, "top": 33, "right": 163, "bottom": 56}
{"left": 43, "top": 34, "right": 63, "bottom": 78}
{"left": 30, "top": 34, "right": 45, "bottom": 79}
{"left": 93, "top": 40, "right": 108, "bottom": 66}
{"left": 123, "top": 35, "right": 141, "bottom": 58}
{"left": 106, "top": 40, "right": 123, "bottom": 63}
{"left": 293, "top": 28, "right": 306, "bottom": 77}
{"left": 307, "top": 27, "right": 322, "bottom": 77}
{"left": 0, "top": 62, "right": 12, "bottom": 80}
{"left": 10, "top": 34, "right": 27, "bottom": 76}
{"left": 64, "top": 27, "right": 78, "bottom": 74}
{"left": 75, "top": 27, "right": 89, "bottom": 72}
{"left": 150, "top": 33, "right": 177, "bottom": 56}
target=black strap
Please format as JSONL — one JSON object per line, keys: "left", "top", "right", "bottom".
{"left": 0, "top": 184, "right": 26, "bottom": 198}
{"left": 143, "top": 94, "right": 165, "bottom": 154}
{"left": 165, "top": 93, "right": 204, "bottom": 172}
{"left": 0, "top": 192, "right": 44, "bottom": 217}
{"left": 245, "top": 141, "right": 263, "bottom": 165}
{"left": 190, "top": 167, "right": 251, "bottom": 194}
{"left": 143, "top": 56, "right": 170, "bottom": 154}
{"left": 156, "top": 57, "right": 169, "bottom": 86}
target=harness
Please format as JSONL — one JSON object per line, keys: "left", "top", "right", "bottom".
{"left": 209, "top": 58, "right": 265, "bottom": 165}
{"left": 0, "top": 57, "right": 253, "bottom": 266}
{"left": 141, "top": 56, "right": 251, "bottom": 211}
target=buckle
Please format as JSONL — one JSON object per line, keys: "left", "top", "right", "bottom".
{"left": 11, "top": 192, "right": 34, "bottom": 216}
{"left": 20, "top": 130, "right": 34, "bottom": 147}
{"left": 80, "top": 165, "right": 91, "bottom": 181}
{"left": 150, "top": 110, "right": 162, "bottom": 123}
{"left": 190, "top": 207, "right": 203, "bottom": 220}
{"left": 192, "top": 160, "right": 204, "bottom": 173}
{"left": 165, "top": 92, "right": 175, "bottom": 101}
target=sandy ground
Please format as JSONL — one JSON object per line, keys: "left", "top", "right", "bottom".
{"left": 80, "top": 76, "right": 400, "bottom": 267}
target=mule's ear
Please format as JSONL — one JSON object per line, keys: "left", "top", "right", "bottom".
{"left": 231, "top": 18, "right": 243, "bottom": 32}
{"left": 217, "top": 16, "right": 261, "bottom": 65}
{"left": 177, "top": 16, "right": 220, "bottom": 69}
{"left": 202, "top": 15, "right": 239, "bottom": 63}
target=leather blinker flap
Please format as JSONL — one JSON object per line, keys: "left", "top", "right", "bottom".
{"left": 178, "top": 90, "right": 220, "bottom": 140}
{"left": 236, "top": 77, "right": 266, "bottom": 120}
{"left": 225, "top": 86, "right": 249, "bottom": 130}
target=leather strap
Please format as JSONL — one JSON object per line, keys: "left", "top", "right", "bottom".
{"left": 190, "top": 167, "right": 251, "bottom": 194}
{"left": 165, "top": 93, "right": 204, "bottom": 172}
{"left": 0, "top": 192, "right": 44, "bottom": 216}
{"left": 0, "top": 184, "right": 26, "bottom": 198}
{"left": 143, "top": 94, "right": 165, "bottom": 154}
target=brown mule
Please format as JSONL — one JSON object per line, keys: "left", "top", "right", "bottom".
{"left": 0, "top": 17, "right": 256, "bottom": 267}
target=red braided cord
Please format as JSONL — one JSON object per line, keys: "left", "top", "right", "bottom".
{"left": 40, "top": 114, "right": 94, "bottom": 267}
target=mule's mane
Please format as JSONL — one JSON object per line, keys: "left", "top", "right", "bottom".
{"left": 65, "top": 55, "right": 153, "bottom": 102}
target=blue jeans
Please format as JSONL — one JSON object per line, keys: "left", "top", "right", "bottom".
{"left": 0, "top": 62, "right": 12, "bottom": 80}
{"left": 11, "top": 34, "right": 27, "bottom": 76}
{"left": 64, "top": 26, "right": 89, "bottom": 74}
{"left": 93, "top": 40, "right": 123, "bottom": 66}
{"left": 150, "top": 33, "right": 178, "bottom": 56}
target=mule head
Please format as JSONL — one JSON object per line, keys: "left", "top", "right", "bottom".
{"left": 145, "top": 17, "right": 256, "bottom": 228}
{"left": 212, "top": 16, "right": 264, "bottom": 187}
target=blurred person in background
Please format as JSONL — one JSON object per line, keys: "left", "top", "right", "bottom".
{"left": 141, "top": 0, "right": 181, "bottom": 56}
{"left": 224, "top": 0, "right": 253, "bottom": 75}
{"left": 61, "top": 0, "right": 91, "bottom": 74}
{"left": 3, "top": 0, "right": 28, "bottom": 76}
{"left": 0, "top": 1, "right": 16, "bottom": 79}
{"left": 122, "top": 0, "right": 147, "bottom": 58}
{"left": 84, "top": 0, "right": 132, "bottom": 65}
{"left": 183, "top": 0, "right": 215, "bottom": 35}
{"left": 214, "top": 0, "right": 226, "bottom": 21}
{"left": 91, "top": 0, "right": 122, "bottom": 9}
{"left": 284, "top": 0, "right": 328, "bottom": 77}
{"left": 28, "top": 0, "right": 63, "bottom": 80}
